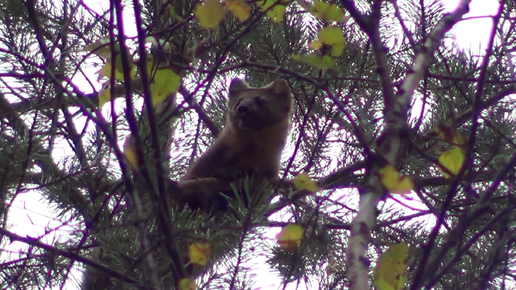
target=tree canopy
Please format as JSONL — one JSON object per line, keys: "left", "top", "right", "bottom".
{"left": 1, "top": 0, "right": 516, "bottom": 289}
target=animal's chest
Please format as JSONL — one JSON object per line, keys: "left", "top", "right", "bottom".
{"left": 226, "top": 131, "right": 283, "bottom": 174}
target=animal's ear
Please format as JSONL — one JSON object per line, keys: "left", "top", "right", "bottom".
{"left": 229, "top": 78, "right": 248, "bottom": 96}
{"left": 272, "top": 79, "right": 292, "bottom": 96}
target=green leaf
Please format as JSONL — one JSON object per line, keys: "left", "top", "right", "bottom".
{"left": 318, "top": 26, "right": 346, "bottom": 57}
{"left": 438, "top": 146, "right": 466, "bottom": 179}
{"left": 148, "top": 63, "right": 181, "bottom": 106}
{"left": 374, "top": 243, "right": 409, "bottom": 290}
{"left": 194, "top": 0, "right": 225, "bottom": 29}
{"left": 309, "top": 0, "right": 347, "bottom": 23}
{"left": 258, "top": 0, "right": 286, "bottom": 23}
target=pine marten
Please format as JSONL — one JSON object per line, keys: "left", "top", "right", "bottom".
{"left": 80, "top": 79, "right": 293, "bottom": 290}
{"left": 181, "top": 78, "right": 294, "bottom": 213}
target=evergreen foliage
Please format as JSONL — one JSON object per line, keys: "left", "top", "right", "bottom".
{"left": 0, "top": 0, "right": 515, "bottom": 289}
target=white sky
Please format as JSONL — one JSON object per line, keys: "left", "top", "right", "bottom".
{"left": 0, "top": 0, "right": 502, "bottom": 289}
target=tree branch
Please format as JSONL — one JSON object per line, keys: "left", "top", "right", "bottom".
{"left": 346, "top": 1, "right": 472, "bottom": 289}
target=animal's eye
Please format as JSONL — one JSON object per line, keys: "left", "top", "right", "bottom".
{"left": 237, "top": 105, "right": 247, "bottom": 114}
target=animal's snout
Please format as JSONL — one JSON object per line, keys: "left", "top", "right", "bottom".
{"left": 235, "top": 96, "right": 267, "bottom": 118}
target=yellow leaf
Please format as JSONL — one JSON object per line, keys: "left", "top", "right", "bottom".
{"left": 318, "top": 26, "right": 346, "bottom": 57}
{"left": 145, "top": 61, "right": 181, "bottom": 106}
{"left": 225, "top": 0, "right": 251, "bottom": 21}
{"left": 331, "top": 44, "right": 344, "bottom": 57}
{"left": 194, "top": 0, "right": 225, "bottom": 29}
{"left": 178, "top": 278, "right": 197, "bottom": 290}
{"left": 309, "top": 40, "right": 323, "bottom": 50}
{"left": 438, "top": 146, "right": 465, "bottom": 179}
{"left": 379, "top": 165, "right": 414, "bottom": 194}
{"left": 373, "top": 243, "right": 409, "bottom": 290}
{"left": 123, "top": 136, "right": 139, "bottom": 171}
{"left": 151, "top": 68, "right": 181, "bottom": 106}
{"left": 189, "top": 243, "right": 212, "bottom": 266}
{"left": 276, "top": 224, "right": 304, "bottom": 250}
{"left": 309, "top": 0, "right": 347, "bottom": 22}
{"left": 98, "top": 61, "right": 115, "bottom": 81}
{"left": 258, "top": 0, "right": 286, "bottom": 23}
{"left": 293, "top": 172, "right": 319, "bottom": 193}
{"left": 291, "top": 54, "right": 335, "bottom": 69}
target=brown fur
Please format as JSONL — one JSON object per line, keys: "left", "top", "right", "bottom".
{"left": 181, "top": 78, "right": 293, "bottom": 212}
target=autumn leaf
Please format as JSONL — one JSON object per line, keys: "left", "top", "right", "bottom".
{"left": 225, "top": 0, "right": 251, "bottom": 21}
{"left": 291, "top": 54, "right": 335, "bottom": 69}
{"left": 194, "top": 0, "right": 225, "bottom": 29}
{"left": 178, "top": 278, "right": 197, "bottom": 290}
{"left": 308, "top": 0, "right": 347, "bottom": 23}
{"left": 258, "top": 0, "right": 286, "bottom": 23}
{"left": 438, "top": 146, "right": 465, "bottom": 179}
{"left": 123, "top": 136, "right": 139, "bottom": 171}
{"left": 293, "top": 172, "right": 319, "bottom": 193}
{"left": 373, "top": 243, "right": 409, "bottom": 290}
{"left": 189, "top": 243, "right": 212, "bottom": 266}
{"left": 308, "top": 40, "right": 323, "bottom": 50}
{"left": 318, "top": 26, "right": 346, "bottom": 57}
{"left": 97, "top": 59, "right": 119, "bottom": 81}
{"left": 149, "top": 66, "right": 181, "bottom": 106}
{"left": 277, "top": 224, "right": 304, "bottom": 250}
{"left": 379, "top": 165, "right": 414, "bottom": 194}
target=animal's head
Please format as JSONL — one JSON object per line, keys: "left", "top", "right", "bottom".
{"left": 227, "top": 78, "right": 293, "bottom": 132}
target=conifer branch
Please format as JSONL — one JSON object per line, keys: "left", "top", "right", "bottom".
{"left": 0, "top": 93, "right": 96, "bottom": 222}
{"left": 0, "top": 227, "right": 141, "bottom": 286}
{"left": 346, "top": 1, "right": 472, "bottom": 289}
